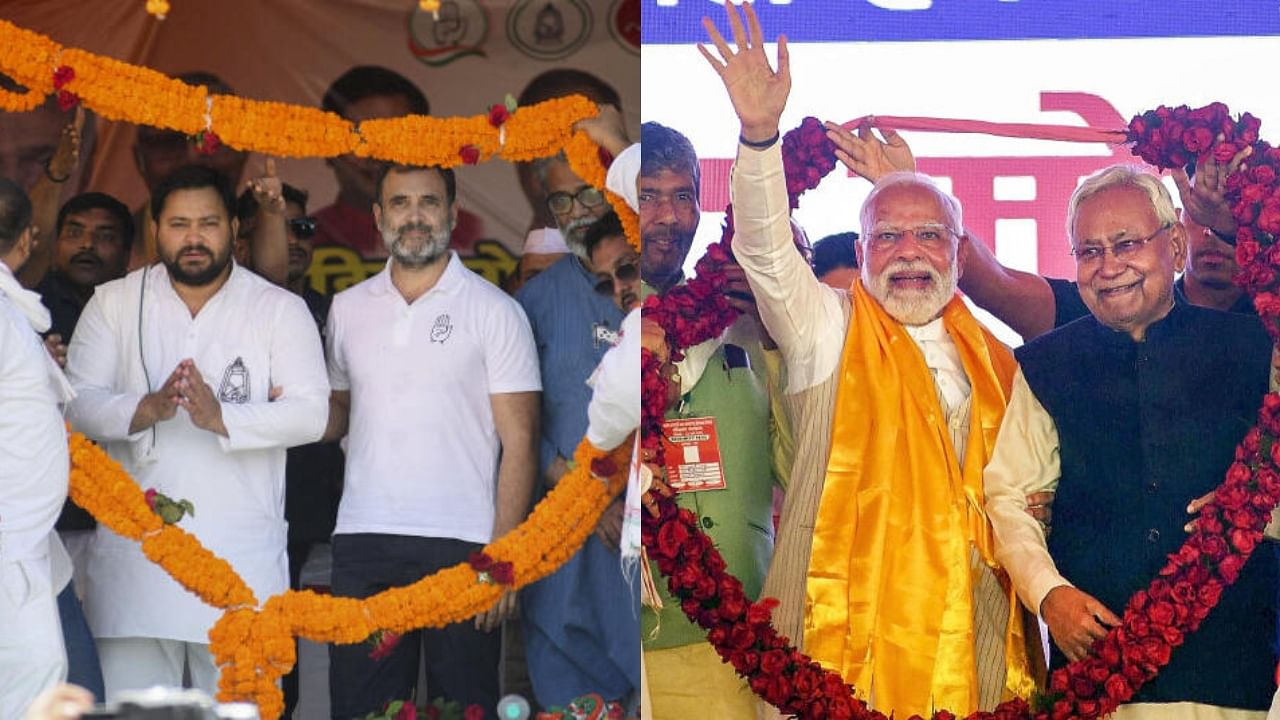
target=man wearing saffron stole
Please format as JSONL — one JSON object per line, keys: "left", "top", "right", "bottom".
{"left": 696, "top": 4, "right": 1041, "bottom": 716}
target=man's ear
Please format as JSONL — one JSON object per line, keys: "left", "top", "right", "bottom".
{"left": 955, "top": 233, "right": 970, "bottom": 281}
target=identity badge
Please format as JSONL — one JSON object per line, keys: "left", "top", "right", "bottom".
{"left": 659, "top": 416, "right": 727, "bottom": 493}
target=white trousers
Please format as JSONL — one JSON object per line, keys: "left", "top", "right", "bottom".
{"left": 98, "top": 637, "right": 218, "bottom": 701}
{"left": 0, "top": 561, "right": 66, "bottom": 718}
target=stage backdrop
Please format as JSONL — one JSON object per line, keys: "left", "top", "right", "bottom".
{"left": 642, "top": 0, "right": 1280, "bottom": 345}
{"left": 0, "top": 0, "right": 640, "bottom": 288}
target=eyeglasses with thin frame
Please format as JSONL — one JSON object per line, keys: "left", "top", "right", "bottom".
{"left": 286, "top": 217, "right": 317, "bottom": 239}
{"left": 593, "top": 260, "right": 639, "bottom": 297}
{"left": 867, "top": 224, "right": 955, "bottom": 252}
{"left": 546, "top": 186, "right": 606, "bottom": 215}
{"left": 1069, "top": 223, "right": 1171, "bottom": 266}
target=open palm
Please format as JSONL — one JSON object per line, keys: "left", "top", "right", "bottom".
{"left": 698, "top": 2, "right": 790, "bottom": 143}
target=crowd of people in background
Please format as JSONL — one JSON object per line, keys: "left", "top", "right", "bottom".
{"left": 0, "top": 62, "right": 643, "bottom": 720}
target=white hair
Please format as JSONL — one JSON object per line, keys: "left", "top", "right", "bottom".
{"left": 858, "top": 171, "right": 964, "bottom": 246}
{"left": 1067, "top": 164, "right": 1178, "bottom": 243}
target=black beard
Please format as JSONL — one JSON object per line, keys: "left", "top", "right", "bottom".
{"left": 166, "top": 248, "right": 232, "bottom": 287}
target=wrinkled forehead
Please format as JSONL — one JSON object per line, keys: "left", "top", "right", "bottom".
{"left": 1070, "top": 184, "right": 1160, "bottom": 243}
{"left": 866, "top": 182, "right": 955, "bottom": 229}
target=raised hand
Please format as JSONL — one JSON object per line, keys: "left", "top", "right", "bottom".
{"left": 574, "top": 103, "right": 630, "bottom": 156}
{"left": 825, "top": 120, "right": 916, "bottom": 183}
{"left": 47, "top": 107, "right": 84, "bottom": 183}
{"left": 247, "top": 158, "right": 285, "bottom": 216}
{"left": 698, "top": 1, "right": 790, "bottom": 144}
{"left": 1170, "top": 139, "right": 1251, "bottom": 238}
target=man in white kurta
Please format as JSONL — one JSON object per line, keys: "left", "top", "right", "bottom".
{"left": 0, "top": 177, "right": 74, "bottom": 717}
{"left": 65, "top": 165, "right": 328, "bottom": 698}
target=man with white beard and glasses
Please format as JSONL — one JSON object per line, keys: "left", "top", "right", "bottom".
{"left": 64, "top": 164, "right": 329, "bottom": 698}
{"left": 323, "top": 164, "right": 541, "bottom": 718}
{"left": 695, "top": 4, "right": 1041, "bottom": 715}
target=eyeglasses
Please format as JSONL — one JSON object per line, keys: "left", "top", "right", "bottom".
{"left": 867, "top": 224, "right": 955, "bottom": 252}
{"left": 546, "top": 186, "right": 606, "bottom": 215}
{"left": 1069, "top": 224, "right": 1170, "bottom": 266}
{"left": 286, "top": 217, "right": 317, "bottom": 239}
{"left": 593, "top": 261, "right": 639, "bottom": 297}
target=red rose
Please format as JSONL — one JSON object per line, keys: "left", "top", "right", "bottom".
{"left": 718, "top": 592, "right": 746, "bottom": 621}
{"left": 1200, "top": 534, "right": 1229, "bottom": 561}
{"left": 791, "top": 666, "right": 818, "bottom": 697}
{"left": 464, "top": 704, "right": 485, "bottom": 720}
{"left": 1077, "top": 699, "right": 1100, "bottom": 718}
{"left": 759, "top": 648, "right": 789, "bottom": 675}
{"left": 56, "top": 90, "right": 79, "bottom": 111}
{"left": 1160, "top": 624, "right": 1184, "bottom": 646}
{"left": 488, "top": 103, "right": 509, "bottom": 127}
{"left": 1128, "top": 116, "right": 1148, "bottom": 138}
{"left": 1103, "top": 673, "right": 1132, "bottom": 702}
{"left": 1170, "top": 579, "right": 1195, "bottom": 604}
{"left": 765, "top": 673, "right": 794, "bottom": 704}
{"left": 1099, "top": 638, "right": 1122, "bottom": 665}
{"left": 691, "top": 575, "right": 717, "bottom": 600}
{"left": 1183, "top": 126, "right": 1213, "bottom": 154}
{"left": 459, "top": 145, "right": 481, "bottom": 165}
{"left": 395, "top": 702, "right": 418, "bottom": 720}
{"left": 1086, "top": 659, "right": 1110, "bottom": 683}
{"left": 489, "top": 561, "right": 514, "bottom": 585}
{"left": 1139, "top": 636, "right": 1171, "bottom": 666}
{"left": 1146, "top": 599, "right": 1175, "bottom": 627}
{"left": 1148, "top": 579, "right": 1171, "bottom": 600}
{"left": 1251, "top": 165, "right": 1278, "bottom": 186}
{"left": 1226, "top": 508, "right": 1262, "bottom": 530}
{"left": 196, "top": 130, "right": 221, "bottom": 156}
{"left": 1218, "top": 553, "right": 1246, "bottom": 583}
{"left": 1230, "top": 527, "right": 1261, "bottom": 555}
{"left": 746, "top": 597, "right": 780, "bottom": 625}
{"left": 1198, "top": 579, "right": 1224, "bottom": 606}
{"left": 1239, "top": 113, "right": 1262, "bottom": 144}
{"left": 1215, "top": 142, "right": 1240, "bottom": 164}
{"left": 1071, "top": 676, "right": 1097, "bottom": 699}
{"left": 1124, "top": 614, "right": 1150, "bottom": 638}
{"left": 145, "top": 488, "right": 158, "bottom": 511}
{"left": 467, "top": 551, "right": 494, "bottom": 572}
{"left": 655, "top": 520, "right": 689, "bottom": 558}
{"left": 934, "top": 712, "right": 957, "bottom": 720}
{"left": 1051, "top": 699, "right": 1073, "bottom": 720}
{"left": 1049, "top": 669, "right": 1070, "bottom": 692}
{"left": 728, "top": 624, "right": 756, "bottom": 650}
{"left": 52, "top": 65, "right": 75, "bottom": 91}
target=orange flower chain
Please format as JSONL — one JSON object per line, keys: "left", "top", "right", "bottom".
{"left": 69, "top": 433, "right": 631, "bottom": 719}
{"left": 0, "top": 18, "right": 637, "bottom": 252}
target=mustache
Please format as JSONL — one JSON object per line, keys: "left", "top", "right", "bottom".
{"left": 179, "top": 246, "right": 213, "bottom": 259}
{"left": 396, "top": 222, "right": 433, "bottom": 237}
{"left": 879, "top": 260, "right": 942, "bottom": 281}
{"left": 69, "top": 250, "right": 101, "bottom": 266}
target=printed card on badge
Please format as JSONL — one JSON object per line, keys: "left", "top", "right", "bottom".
{"left": 660, "top": 416, "right": 727, "bottom": 492}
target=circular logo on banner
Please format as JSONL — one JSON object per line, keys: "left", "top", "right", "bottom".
{"left": 506, "top": 0, "right": 592, "bottom": 61}
{"left": 609, "top": 0, "right": 640, "bottom": 55}
{"left": 409, "top": 0, "right": 491, "bottom": 67}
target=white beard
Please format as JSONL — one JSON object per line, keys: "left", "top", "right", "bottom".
{"left": 864, "top": 258, "right": 957, "bottom": 326}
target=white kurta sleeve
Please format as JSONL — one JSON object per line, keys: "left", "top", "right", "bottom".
{"left": 729, "top": 142, "right": 845, "bottom": 393}
{"left": 984, "top": 368, "right": 1072, "bottom": 614}
{"left": 65, "top": 289, "right": 149, "bottom": 443}
{"left": 587, "top": 308, "right": 639, "bottom": 451}
{"left": 607, "top": 143, "right": 640, "bottom": 213}
{"left": 218, "top": 294, "right": 329, "bottom": 452}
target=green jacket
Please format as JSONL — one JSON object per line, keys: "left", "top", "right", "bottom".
{"left": 643, "top": 331, "right": 777, "bottom": 650}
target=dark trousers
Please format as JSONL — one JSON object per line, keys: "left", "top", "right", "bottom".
{"left": 57, "top": 584, "right": 104, "bottom": 700}
{"left": 328, "top": 534, "right": 501, "bottom": 720}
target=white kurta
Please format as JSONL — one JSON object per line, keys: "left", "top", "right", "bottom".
{"left": 66, "top": 263, "right": 329, "bottom": 642}
{"left": 0, "top": 261, "right": 72, "bottom": 716}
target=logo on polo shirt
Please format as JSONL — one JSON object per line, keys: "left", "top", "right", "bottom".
{"left": 431, "top": 314, "right": 454, "bottom": 344}
{"left": 218, "top": 357, "right": 250, "bottom": 404}
{"left": 593, "top": 322, "right": 619, "bottom": 348}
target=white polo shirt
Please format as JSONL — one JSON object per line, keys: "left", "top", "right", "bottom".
{"left": 327, "top": 252, "right": 542, "bottom": 544}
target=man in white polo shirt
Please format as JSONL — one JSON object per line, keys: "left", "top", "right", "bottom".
{"left": 0, "top": 177, "right": 74, "bottom": 716}
{"left": 65, "top": 164, "right": 330, "bottom": 698}
{"left": 324, "top": 163, "right": 541, "bottom": 719}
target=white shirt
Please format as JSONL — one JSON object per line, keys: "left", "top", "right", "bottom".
{"left": 66, "top": 263, "right": 329, "bottom": 641}
{"left": 0, "top": 262, "right": 70, "bottom": 594}
{"left": 327, "top": 252, "right": 541, "bottom": 544}
{"left": 587, "top": 307, "right": 639, "bottom": 451}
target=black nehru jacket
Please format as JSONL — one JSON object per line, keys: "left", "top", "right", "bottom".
{"left": 1018, "top": 300, "right": 1277, "bottom": 708}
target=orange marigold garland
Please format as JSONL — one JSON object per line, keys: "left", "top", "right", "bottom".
{"left": 69, "top": 431, "right": 631, "bottom": 719}
{"left": 0, "top": 19, "right": 639, "bottom": 250}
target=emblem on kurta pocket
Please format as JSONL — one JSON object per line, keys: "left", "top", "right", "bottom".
{"left": 430, "top": 314, "right": 453, "bottom": 343}
{"left": 218, "top": 357, "right": 250, "bottom": 404}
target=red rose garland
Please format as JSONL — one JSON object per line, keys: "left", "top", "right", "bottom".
{"left": 640, "top": 107, "right": 1280, "bottom": 719}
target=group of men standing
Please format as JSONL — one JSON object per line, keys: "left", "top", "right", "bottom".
{"left": 0, "top": 58, "right": 645, "bottom": 719}
{"left": 631, "top": 3, "right": 1279, "bottom": 719}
